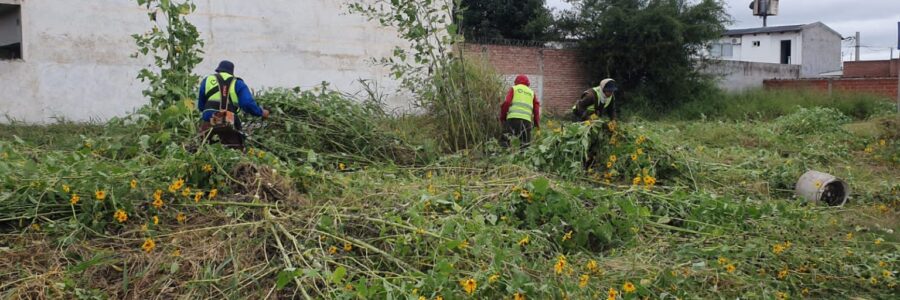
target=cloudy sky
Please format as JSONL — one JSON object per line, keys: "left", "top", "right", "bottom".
{"left": 547, "top": 0, "right": 900, "bottom": 61}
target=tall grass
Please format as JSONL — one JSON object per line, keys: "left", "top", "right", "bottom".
{"left": 426, "top": 59, "right": 505, "bottom": 152}
{"left": 653, "top": 89, "right": 894, "bottom": 121}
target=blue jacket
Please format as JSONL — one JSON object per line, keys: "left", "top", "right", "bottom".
{"left": 197, "top": 76, "right": 264, "bottom": 122}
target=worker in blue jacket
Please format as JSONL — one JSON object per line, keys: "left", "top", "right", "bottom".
{"left": 197, "top": 60, "right": 269, "bottom": 148}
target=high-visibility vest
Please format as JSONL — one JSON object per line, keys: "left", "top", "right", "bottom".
{"left": 507, "top": 84, "right": 535, "bottom": 122}
{"left": 203, "top": 73, "right": 240, "bottom": 113}
{"left": 592, "top": 86, "right": 613, "bottom": 110}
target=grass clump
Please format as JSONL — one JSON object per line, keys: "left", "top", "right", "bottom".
{"left": 662, "top": 89, "right": 894, "bottom": 121}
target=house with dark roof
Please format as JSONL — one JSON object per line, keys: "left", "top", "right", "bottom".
{"left": 709, "top": 22, "right": 842, "bottom": 77}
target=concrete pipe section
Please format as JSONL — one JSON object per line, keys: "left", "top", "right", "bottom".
{"left": 795, "top": 171, "right": 850, "bottom": 206}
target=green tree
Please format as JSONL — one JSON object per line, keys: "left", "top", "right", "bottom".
{"left": 459, "top": 0, "right": 557, "bottom": 41}
{"left": 562, "top": 0, "right": 728, "bottom": 112}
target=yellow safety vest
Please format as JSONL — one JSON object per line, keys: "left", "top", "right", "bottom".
{"left": 203, "top": 73, "right": 240, "bottom": 111}
{"left": 507, "top": 84, "right": 535, "bottom": 122}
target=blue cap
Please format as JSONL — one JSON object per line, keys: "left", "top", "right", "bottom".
{"left": 215, "top": 60, "right": 235, "bottom": 74}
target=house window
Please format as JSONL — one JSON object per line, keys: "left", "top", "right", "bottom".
{"left": 709, "top": 43, "right": 733, "bottom": 58}
{"left": 752, "top": 41, "right": 761, "bottom": 47}
{"left": 0, "top": 3, "right": 22, "bottom": 60}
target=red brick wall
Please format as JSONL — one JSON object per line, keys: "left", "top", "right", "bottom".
{"left": 764, "top": 77, "right": 898, "bottom": 99}
{"left": 460, "top": 43, "right": 591, "bottom": 113}
{"left": 844, "top": 60, "right": 898, "bottom": 77}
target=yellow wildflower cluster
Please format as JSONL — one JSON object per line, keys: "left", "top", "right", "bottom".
{"left": 460, "top": 278, "right": 477, "bottom": 295}
{"left": 114, "top": 209, "right": 128, "bottom": 223}
{"left": 168, "top": 179, "right": 184, "bottom": 193}
{"left": 636, "top": 135, "right": 647, "bottom": 145}
{"left": 95, "top": 190, "right": 107, "bottom": 201}
{"left": 643, "top": 176, "right": 657, "bottom": 190}
{"left": 142, "top": 238, "right": 156, "bottom": 253}
{"left": 554, "top": 255, "right": 567, "bottom": 275}
{"left": 607, "top": 287, "right": 618, "bottom": 300}
{"left": 176, "top": 212, "right": 186, "bottom": 223}
{"left": 152, "top": 190, "right": 164, "bottom": 209}
{"left": 622, "top": 282, "right": 636, "bottom": 293}
{"left": 209, "top": 189, "right": 218, "bottom": 200}
{"left": 70, "top": 194, "right": 80, "bottom": 205}
{"left": 772, "top": 241, "right": 792, "bottom": 255}
{"left": 562, "top": 231, "right": 573, "bottom": 242}
{"left": 586, "top": 259, "right": 599, "bottom": 274}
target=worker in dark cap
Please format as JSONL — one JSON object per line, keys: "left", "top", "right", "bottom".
{"left": 571, "top": 78, "right": 619, "bottom": 122}
{"left": 197, "top": 60, "right": 269, "bottom": 149}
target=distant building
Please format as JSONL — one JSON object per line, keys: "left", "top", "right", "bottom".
{"left": 709, "top": 22, "right": 842, "bottom": 77}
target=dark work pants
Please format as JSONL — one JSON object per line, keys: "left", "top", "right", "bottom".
{"left": 501, "top": 118, "right": 533, "bottom": 148}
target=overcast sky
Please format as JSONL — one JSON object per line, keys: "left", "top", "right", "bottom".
{"left": 547, "top": 0, "right": 900, "bottom": 61}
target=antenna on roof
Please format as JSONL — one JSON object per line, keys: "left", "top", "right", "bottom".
{"left": 749, "top": 0, "right": 780, "bottom": 27}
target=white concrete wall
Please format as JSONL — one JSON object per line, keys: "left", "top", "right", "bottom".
{"left": 704, "top": 60, "right": 800, "bottom": 92}
{"left": 1, "top": 0, "right": 423, "bottom": 123}
{"left": 800, "top": 24, "right": 842, "bottom": 77}
{"left": 723, "top": 31, "right": 802, "bottom": 65}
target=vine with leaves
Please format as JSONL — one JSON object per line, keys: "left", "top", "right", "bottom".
{"left": 132, "top": 0, "right": 204, "bottom": 106}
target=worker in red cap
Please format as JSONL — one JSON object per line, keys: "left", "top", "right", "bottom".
{"left": 499, "top": 75, "right": 541, "bottom": 147}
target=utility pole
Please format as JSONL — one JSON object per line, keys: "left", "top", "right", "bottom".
{"left": 855, "top": 32, "right": 860, "bottom": 61}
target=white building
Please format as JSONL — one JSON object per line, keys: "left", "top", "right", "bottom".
{"left": 0, "top": 0, "right": 424, "bottom": 123}
{"left": 709, "top": 22, "right": 842, "bottom": 77}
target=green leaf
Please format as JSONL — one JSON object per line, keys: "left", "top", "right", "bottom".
{"left": 531, "top": 177, "right": 550, "bottom": 195}
{"left": 332, "top": 266, "right": 347, "bottom": 285}
{"left": 276, "top": 268, "right": 298, "bottom": 289}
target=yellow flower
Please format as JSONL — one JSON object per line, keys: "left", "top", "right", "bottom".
{"left": 864, "top": 146, "right": 874, "bottom": 153}
{"left": 878, "top": 261, "right": 888, "bottom": 268}
{"left": 631, "top": 154, "right": 638, "bottom": 161}
{"left": 554, "top": 127, "right": 562, "bottom": 134}
{"left": 632, "top": 176, "right": 641, "bottom": 186}
{"left": 453, "top": 191, "right": 462, "bottom": 201}
{"left": 208, "top": 189, "right": 218, "bottom": 200}
{"left": 775, "top": 291, "right": 788, "bottom": 300}
{"left": 622, "top": 282, "right": 636, "bottom": 293}
{"left": 459, "top": 239, "right": 470, "bottom": 250}
{"left": 130, "top": 179, "right": 138, "bottom": 189}
{"left": 70, "top": 194, "right": 80, "bottom": 205}
{"left": 636, "top": 148, "right": 644, "bottom": 155}
{"left": 30, "top": 223, "right": 41, "bottom": 231}
{"left": 460, "top": 278, "right": 477, "bottom": 295}
{"left": 609, "top": 155, "right": 617, "bottom": 163}
{"left": 154, "top": 189, "right": 163, "bottom": 200}
{"left": 95, "top": 190, "right": 107, "bottom": 201}
{"left": 62, "top": 185, "right": 71, "bottom": 193}
{"left": 726, "top": 264, "right": 736, "bottom": 273}
{"left": 772, "top": 244, "right": 785, "bottom": 255}
{"left": 636, "top": 135, "right": 646, "bottom": 145}
{"left": 607, "top": 287, "right": 618, "bottom": 300}
{"left": 609, "top": 137, "right": 618, "bottom": 145}
{"left": 513, "top": 292, "right": 525, "bottom": 300}
{"left": 562, "top": 230, "right": 573, "bottom": 242}
{"left": 518, "top": 236, "right": 530, "bottom": 247}
{"left": 436, "top": 296, "right": 443, "bottom": 300}
{"left": 489, "top": 274, "right": 500, "bottom": 283}
{"left": 172, "top": 248, "right": 181, "bottom": 257}
{"left": 717, "top": 257, "right": 728, "bottom": 265}
{"left": 152, "top": 197, "right": 164, "bottom": 209}
{"left": 814, "top": 180, "right": 822, "bottom": 188}
{"left": 607, "top": 121, "right": 617, "bottom": 132}
{"left": 418, "top": 297, "right": 426, "bottom": 300}
{"left": 141, "top": 223, "right": 148, "bottom": 232}
{"left": 176, "top": 212, "right": 186, "bottom": 223}
{"left": 874, "top": 238, "right": 883, "bottom": 245}
{"left": 554, "top": 255, "right": 567, "bottom": 275}
{"left": 778, "top": 269, "right": 789, "bottom": 279}
{"left": 845, "top": 232, "right": 853, "bottom": 241}
{"left": 584, "top": 120, "right": 592, "bottom": 126}
{"left": 142, "top": 238, "right": 156, "bottom": 253}
{"left": 257, "top": 151, "right": 266, "bottom": 159}
{"left": 194, "top": 191, "right": 204, "bottom": 202}
{"left": 426, "top": 170, "right": 433, "bottom": 179}
{"left": 519, "top": 189, "right": 532, "bottom": 201}
{"left": 590, "top": 113, "right": 599, "bottom": 121}
{"left": 606, "top": 161, "right": 613, "bottom": 168}
{"left": 879, "top": 139, "right": 886, "bottom": 146}
{"left": 181, "top": 187, "right": 191, "bottom": 197}
{"left": 153, "top": 215, "right": 159, "bottom": 225}
{"left": 801, "top": 288, "right": 810, "bottom": 297}
{"left": 328, "top": 246, "right": 338, "bottom": 255}
{"left": 343, "top": 242, "right": 353, "bottom": 252}
{"left": 338, "top": 163, "right": 346, "bottom": 171}
{"left": 877, "top": 204, "right": 889, "bottom": 213}
{"left": 581, "top": 261, "right": 599, "bottom": 275}
{"left": 114, "top": 209, "right": 128, "bottom": 223}
{"left": 643, "top": 176, "right": 656, "bottom": 187}
{"left": 883, "top": 270, "right": 893, "bottom": 279}
{"left": 579, "top": 274, "right": 590, "bottom": 288}
{"left": 202, "top": 164, "right": 213, "bottom": 173}
{"left": 869, "top": 277, "right": 878, "bottom": 285}
{"left": 170, "top": 179, "right": 185, "bottom": 192}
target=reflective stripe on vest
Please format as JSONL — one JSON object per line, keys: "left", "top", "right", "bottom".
{"left": 593, "top": 87, "right": 613, "bottom": 109}
{"left": 204, "top": 73, "right": 240, "bottom": 110}
{"left": 507, "top": 84, "right": 534, "bottom": 122}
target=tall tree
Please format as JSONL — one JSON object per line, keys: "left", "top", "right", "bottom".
{"left": 561, "top": 0, "right": 728, "bottom": 110}
{"left": 459, "top": 0, "right": 557, "bottom": 41}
